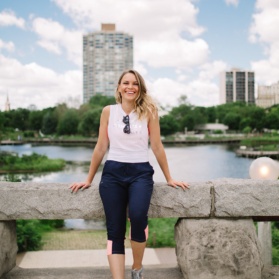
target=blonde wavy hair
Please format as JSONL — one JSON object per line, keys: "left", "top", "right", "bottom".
{"left": 115, "top": 69, "right": 157, "bottom": 119}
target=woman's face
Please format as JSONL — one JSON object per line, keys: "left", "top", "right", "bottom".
{"left": 118, "top": 73, "right": 139, "bottom": 102}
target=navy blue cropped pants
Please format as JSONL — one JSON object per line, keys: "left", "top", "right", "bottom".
{"left": 99, "top": 160, "right": 154, "bottom": 255}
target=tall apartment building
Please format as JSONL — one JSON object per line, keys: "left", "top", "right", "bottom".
{"left": 83, "top": 24, "right": 133, "bottom": 103}
{"left": 256, "top": 81, "right": 279, "bottom": 108}
{"left": 220, "top": 68, "right": 255, "bottom": 104}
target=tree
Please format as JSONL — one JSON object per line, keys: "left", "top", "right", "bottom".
{"left": 6, "top": 108, "right": 30, "bottom": 131}
{"left": 223, "top": 112, "right": 241, "bottom": 131}
{"left": 78, "top": 108, "right": 103, "bottom": 136}
{"left": 29, "top": 110, "right": 44, "bottom": 131}
{"left": 57, "top": 109, "right": 79, "bottom": 135}
{"left": 160, "top": 115, "right": 179, "bottom": 136}
{"left": 41, "top": 112, "right": 58, "bottom": 135}
{"left": 89, "top": 95, "right": 115, "bottom": 108}
{"left": 169, "top": 104, "right": 192, "bottom": 131}
{"left": 205, "top": 106, "right": 216, "bottom": 123}
{"left": 0, "top": 112, "right": 4, "bottom": 131}
{"left": 239, "top": 117, "right": 251, "bottom": 131}
{"left": 264, "top": 112, "right": 279, "bottom": 129}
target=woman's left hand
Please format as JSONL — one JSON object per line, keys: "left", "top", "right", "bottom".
{"left": 167, "top": 179, "right": 190, "bottom": 191}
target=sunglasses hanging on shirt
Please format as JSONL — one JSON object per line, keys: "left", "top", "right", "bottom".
{"left": 123, "top": 115, "right": 131, "bottom": 134}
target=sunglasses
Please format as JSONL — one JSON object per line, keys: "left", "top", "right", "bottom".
{"left": 123, "top": 115, "right": 131, "bottom": 134}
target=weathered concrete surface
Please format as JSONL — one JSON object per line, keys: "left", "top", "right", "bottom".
{"left": 1, "top": 266, "right": 183, "bottom": 279}
{"left": 149, "top": 182, "right": 211, "bottom": 217}
{"left": 175, "top": 218, "right": 263, "bottom": 279}
{"left": 263, "top": 266, "right": 279, "bottom": 279}
{"left": 0, "top": 221, "right": 17, "bottom": 278}
{"left": 0, "top": 181, "right": 211, "bottom": 220}
{"left": 213, "top": 178, "right": 279, "bottom": 217}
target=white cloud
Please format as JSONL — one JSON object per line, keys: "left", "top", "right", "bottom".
{"left": 0, "top": 39, "right": 15, "bottom": 52}
{"left": 146, "top": 60, "right": 227, "bottom": 108}
{"left": 249, "top": 0, "right": 279, "bottom": 85}
{"left": 52, "top": 0, "right": 208, "bottom": 69}
{"left": 32, "top": 17, "right": 83, "bottom": 66}
{"left": 0, "top": 54, "right": 82, "bottom": 110}
{"left": 136, "top": 38, "right": 209, "bottom": 69}
{"left": 225, "top": 0, "right": 239, "bottom": 7}
{"left": 0, "top": 10, "right": 25, "bottom": 28}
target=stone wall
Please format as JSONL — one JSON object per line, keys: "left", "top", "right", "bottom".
{"left": 1, "top": 179, "right": 279, "bottom": 279}
{"left": 1, "top": 179, "right": 279, "bottom": 220}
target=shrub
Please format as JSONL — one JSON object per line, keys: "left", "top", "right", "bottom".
{"left": 16, "top": 220, "right": 43, "bottom": 252}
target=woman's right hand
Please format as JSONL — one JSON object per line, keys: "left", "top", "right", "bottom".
{"left": 69, "top": 182, "right": 91, "bottom": 193}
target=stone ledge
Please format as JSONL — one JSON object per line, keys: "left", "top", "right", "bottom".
{"left": 0, "top": 181, "right": 211, "bottom": 220}
{"left": 213, "top": 178, "right": 279, "bottom": 218}
{"left": 1, "top": 179, "right": 279, "bottom": 220}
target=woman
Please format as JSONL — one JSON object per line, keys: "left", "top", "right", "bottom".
{"left": 70, "top": 69, "right": 189, "bottom": 279}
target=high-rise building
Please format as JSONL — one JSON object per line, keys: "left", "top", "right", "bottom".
{"left": 83, "top": 24, "right": 133, "bottom": 103}
{"left": 220, "top": 68, "right": 255, "bottom": 104}
{"left": 256, "top": 81, "right": 279, "bottom": 108}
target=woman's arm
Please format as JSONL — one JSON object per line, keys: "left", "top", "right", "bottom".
{"left": 70, "top": 106, "right": 110, "bottom": 193}
{"left": 148, "top": 111, "right": 189, "bottom": 190}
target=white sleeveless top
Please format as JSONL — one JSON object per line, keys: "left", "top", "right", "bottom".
{"left": 107, "top": 104, "right": 149, "bottom": 163}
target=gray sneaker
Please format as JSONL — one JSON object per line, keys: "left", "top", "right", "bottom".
{"left": 131, "top": 266, "right": 143, "bottom": 279}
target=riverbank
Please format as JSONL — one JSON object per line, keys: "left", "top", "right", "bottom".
{"left": 0, "top": 137, "right": 242, "bottom": 146}
{"left": 236, "top": 149, "right": 279, "bottom": 159}
{"left": 0, "top": 152, "right": 65, "bottom": 173}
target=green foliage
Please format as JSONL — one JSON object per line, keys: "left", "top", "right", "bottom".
{"left": 264, "top": 111, "right": 279, "bottom": 129}
{"left": 212, "top": 130, "right": 223, "bottom": 134}
{"left": 0, "top": 152, "right": 65, "bottom": 172}
{"left": 23, "top": 130, "right": 35, "bottom": 138}
{"left": 78, "top": 108, "right": 102, "bottom": 136}
{"left": 147, "top": 218, "right": 177, "bottom": 248}
{"left": 242, "top": 126, "right": 252, "bottom": 134}
{"left": 160, "top": 115, "right": 179, "bottom": 136}
{"left": 240, "top": 136, "right": 279, "bottom": 147}
{"left": 57, "top": 109, "right": 79, "bottom": 135}
{"left": 16, "top": 220, "right": 43, "bottom": 252}
{"left": 1, "top": 95, "right": 279, "bottom": 139}
{"left": 0, "top": 112, "right": 4, "bottom": 130}
{"left": 89, "top": 95, "right": 115, "bottom": 108}
{"left": 41, "top": 111, "right": 58, "bottom": 135}
{"left": 272, "top": 222, "right": 279, "bottom": 265}
{"left": 223, "top": 112, "right": 241, "bottom": 130}
{"left": 39, "top": 220, "right": 65, "bottom": 230}
{"left": 29, "top": 110, "right": 44, "bottom": 131}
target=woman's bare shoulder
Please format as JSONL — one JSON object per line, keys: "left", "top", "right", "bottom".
{"left": 102, "top": 105, "right": 111, "bottom": 115}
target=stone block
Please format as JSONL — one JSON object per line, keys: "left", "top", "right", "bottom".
{"left": 175, "top": 218, "right": 263, "bottom": 279}
{"left": 0, "top": 182, "right": 104, "bottom": 220}
{"left": 0, "top": 181, "right": 212, "bottom": 220}
{"left": 213, "top": 178, "right": 279, "bottom": 218}
{"left": 0, "top": 221, "right": 17, "bottom": 278}
{"left": 149, "top": 182, "right": 212, "bottom": 218}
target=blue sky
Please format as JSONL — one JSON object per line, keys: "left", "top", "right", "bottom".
{"left": 0, "top": 0, "right": 279, "bottom": 110}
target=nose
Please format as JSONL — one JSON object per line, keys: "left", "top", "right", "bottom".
{"left": 126, "top": 83, "right": 134, "bottom": 89}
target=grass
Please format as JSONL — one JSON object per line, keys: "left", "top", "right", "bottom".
{"left": 0, "top": 152, "right": 65, "bottom": 173}
{"left": 41, "top": 230, "right": 131, "bottom": 250}
{"left": 41, "top": 218, "right": 178, "bottom": 251}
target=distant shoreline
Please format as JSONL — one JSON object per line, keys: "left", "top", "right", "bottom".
{"left": 0, "top": 138, "right": 242, "bottom": 146}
